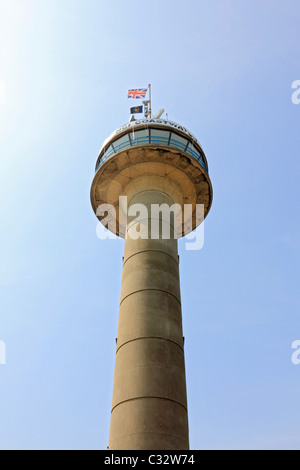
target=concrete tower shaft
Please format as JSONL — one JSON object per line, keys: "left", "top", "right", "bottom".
{"left": 109, "top": 189, "right": 188, "bottom": 449}
{"left": 90, "top": 119, "right": 213, "bottom": 450}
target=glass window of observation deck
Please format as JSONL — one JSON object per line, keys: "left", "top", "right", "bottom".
{"left": 150, "top": 128, "right": 170, "bottom": 145}
{"left": 112, "top": 133, "right": 130, "bottom": 152}
{"left": 186, "top": 142, "right": 200, "bottom": 159}
{"left": 169, "top": 132, "right": 188, "bottom": 151}
{"left": 130, "top": 129, "right": 149, "bottom": 143}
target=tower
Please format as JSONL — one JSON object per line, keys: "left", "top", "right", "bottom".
{"left": 90, "top": 116, "right": 213, "bottom": 450}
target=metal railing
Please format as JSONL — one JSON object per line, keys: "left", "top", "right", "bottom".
{"left": 96, "top": 136, "right": 208, "bottom": 173}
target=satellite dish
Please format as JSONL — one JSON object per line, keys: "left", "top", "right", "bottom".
{"left": 129, "top": 114, "right": 136, "bottom": 122}
{"left": 152, "top": 108, "right": 165, "bottom": 119}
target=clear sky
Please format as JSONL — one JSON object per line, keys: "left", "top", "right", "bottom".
{"left": 0, "top": 0, "right": 300, "bottom": 450}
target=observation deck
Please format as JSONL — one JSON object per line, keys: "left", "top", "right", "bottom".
{"left": 91, "top": 118, "right": 213, "bottom": 238}
{"left": 95, "top": 119, "right": 209, "bottom": 173}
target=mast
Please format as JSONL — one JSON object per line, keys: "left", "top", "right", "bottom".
{"left": 148, "top": 83, "right": 151, "bottom": 118}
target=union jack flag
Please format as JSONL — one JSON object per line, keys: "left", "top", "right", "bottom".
{"left": 127, "top": 88, "right": 148, "bottom": 99}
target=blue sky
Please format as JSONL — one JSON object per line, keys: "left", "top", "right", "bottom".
{"left": 0, "top": 0, "right": 300, "bottom": 450}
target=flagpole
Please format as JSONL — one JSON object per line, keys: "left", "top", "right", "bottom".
{"left": 148, "top": 83, "right": 151, "bottom": 118}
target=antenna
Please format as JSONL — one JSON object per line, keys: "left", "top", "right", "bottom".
{"left": 152, "top": 108, "right": 165, "bottom": 119}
